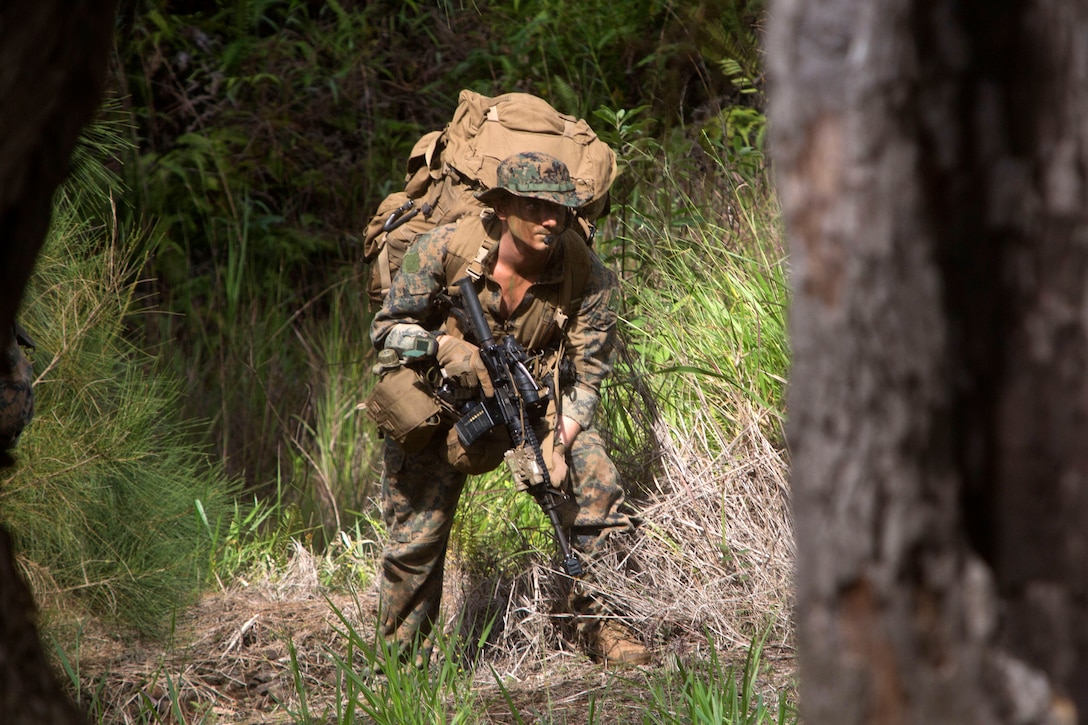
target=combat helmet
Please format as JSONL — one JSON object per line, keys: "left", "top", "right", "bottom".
{"left": 476, "top": 152, "right": 590, "bottom": 209}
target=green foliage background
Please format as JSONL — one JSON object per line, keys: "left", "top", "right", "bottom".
{"left": 0, "top": 4, "right": 801, "bottom": 723}
{"left": 8, "top": 0, "right": 784, "bottom": 647}
{"left": 113, "top": 0, "right": 771, "bottom": 491}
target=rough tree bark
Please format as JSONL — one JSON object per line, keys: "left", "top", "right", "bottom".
{"left": 769, "top": 1, "right": 1088, "bottom": 723}
{"left": 0, "top": 1, "right": 118, "bottom": 722}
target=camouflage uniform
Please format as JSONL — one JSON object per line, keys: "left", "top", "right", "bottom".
{"left": 0, "top": 327, "right": 34, "bottom": 454}
{"left": 370, "top": 153, "right": 638, "bottom": 659}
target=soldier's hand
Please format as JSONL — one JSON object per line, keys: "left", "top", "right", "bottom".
{"left": 549, "top": 441, "right": 569, "bottom": 489}
{"left": 436, "top": 337, "right": 494, "bottom": 397}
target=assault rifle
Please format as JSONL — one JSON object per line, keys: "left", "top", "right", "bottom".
{"left": 453, "top": 277, "right": 582, "bottom": 577}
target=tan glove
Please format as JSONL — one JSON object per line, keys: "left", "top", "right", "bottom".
{"left": 436, "top": 337, "right": 494, "bottom": 397}
{"left": 548, "top": 441, "right": 569, "bottom": 489}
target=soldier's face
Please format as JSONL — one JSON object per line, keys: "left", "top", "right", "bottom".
{"left": 500, "top": 196, "right": 569, "bottom": 251}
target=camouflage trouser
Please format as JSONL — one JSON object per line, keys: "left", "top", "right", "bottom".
{"left": 378, "top": 425, "right": 636, "bottom": 656}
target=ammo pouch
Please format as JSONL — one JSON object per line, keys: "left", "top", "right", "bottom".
{"left": 364, "top": 365, "right": 443, "bottom": 452}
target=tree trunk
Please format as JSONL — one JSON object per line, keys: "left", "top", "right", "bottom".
{"left": 0, "top": 1, "right": 117, "bottom": 723}
{"left": 769, "top": 1, "right": 1088, "bottom": 722}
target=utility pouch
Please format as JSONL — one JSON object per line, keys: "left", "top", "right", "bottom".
{"left": 442, "top": 425, "right": 510, "bottom": 475}
{"left": 364, "top": 365, "right": 443, "bottom": 452}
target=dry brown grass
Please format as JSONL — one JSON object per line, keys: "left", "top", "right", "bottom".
{"left": 603, "top": 401, "right": 793, "bottom": 651}
{"left": 61, "top": 543, "right": 372, "bottom": 723}
{"left": 444, "top": 388, "right": 795, "bottom": 679}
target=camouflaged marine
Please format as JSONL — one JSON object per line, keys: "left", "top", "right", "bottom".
{"left": 0, "top": 327, "right": 34, "bottom": 453}
{"left": 367, "top": 151, "right": 650, "bottom": 667}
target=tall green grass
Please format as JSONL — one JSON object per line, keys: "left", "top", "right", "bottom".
{"left": 293, "top": 601, "right": 493, "bottom": 725}
{"left": 139, "top": 135, "right": 321, "bottom": 492}
{"left": 286, "top": 283, "right": 381, "bottom": 542}
{"left": 643, "top": 632, "right": 796, "bottom": 725}
{"left": 1, "top": 197, "right": 238, "bottom": 636}
{"left": 601, "top": 145, "right": 788, "bottom": 449}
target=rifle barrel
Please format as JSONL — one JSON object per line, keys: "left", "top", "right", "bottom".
{"left": 456, "top": 277, "right": 494, "bottom": 347}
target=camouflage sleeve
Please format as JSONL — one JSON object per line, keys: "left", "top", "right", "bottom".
{"left": 370, "top": 225, "right": 455, "bottom": 348}
{"left": 561, "top": 252, "right": 619, "bottom": 428}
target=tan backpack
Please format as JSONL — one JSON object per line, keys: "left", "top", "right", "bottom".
{"left": 362, "top": 89, "right": 618, "bottom": 306}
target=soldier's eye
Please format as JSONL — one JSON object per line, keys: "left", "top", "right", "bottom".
{"left": 521, "top": 199, "right": 563, "bottom": 219}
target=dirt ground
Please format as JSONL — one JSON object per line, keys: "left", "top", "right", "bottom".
{"left": 69, "top": 577, "right": 675, "bottom": 724}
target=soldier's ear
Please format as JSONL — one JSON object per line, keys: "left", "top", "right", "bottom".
{"left": 492, "top": 196, "right": 512, "bottom": 221}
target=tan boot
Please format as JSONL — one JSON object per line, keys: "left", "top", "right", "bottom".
{"left": 593, "top": 621, "right": 651, "bottom": 666}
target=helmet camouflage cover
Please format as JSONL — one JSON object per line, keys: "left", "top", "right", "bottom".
{"left": 476, "top": 152, "right": 590, "bottom": 209}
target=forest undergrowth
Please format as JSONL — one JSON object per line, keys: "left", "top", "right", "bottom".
{"left": 3, "top": 1, "right": 796, "bottom": 722}
{"left": 36, "top": 149, "right": 795, "bottom": 724}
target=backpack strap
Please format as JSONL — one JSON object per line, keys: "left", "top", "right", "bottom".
{"left": 444, "top": 213, "right": 499, "bottom": 286}
{"left": 376, "top": 243, "right": 394, "bottom": 300}
{"left": 465, "top": 235, "right": 493, "bottom": 282}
